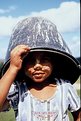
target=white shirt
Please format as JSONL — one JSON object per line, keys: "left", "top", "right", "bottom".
{"left": 8, "top": 81, "right": 80, "bottom": 121}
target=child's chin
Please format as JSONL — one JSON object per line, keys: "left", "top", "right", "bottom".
{"left": 33, "top": 78, "right": 45, "bottom": 83}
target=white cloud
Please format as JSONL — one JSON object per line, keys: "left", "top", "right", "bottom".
{"left": 0, "top": 6, "right": 16, "bottom": 14}
{"left": 0, "top": 1, "right": 80, "bottom": 36}
{"left": 0, "top": 16, "right": 15, "bottom": 36}
{"left": 0, "top": 16, "right": 25, "bottom": 36}
{"left": 30, "top": 1, "right": 80, "bottom": 33}
{"left": 66, "top": 36, "right": 80, "bottom": 57}
{"left": 0, "top": 48, "right": 7, "bottom": 59}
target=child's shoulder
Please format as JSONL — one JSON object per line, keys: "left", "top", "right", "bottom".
{"left": 57, "top": 80, "right": 75, "bottom": 93}
{"left": 57, "top": 79, "right": 72, "bottom": 87}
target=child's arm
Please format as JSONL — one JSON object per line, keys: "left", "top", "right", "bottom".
{"left": 71, "top": 108, "right": 81, "bottom": 121}
{"left": 67, "top": 83, "right": 81, "bottom": 121}
{"left": 0, "top": 45, "right": 30, "bottom": 110}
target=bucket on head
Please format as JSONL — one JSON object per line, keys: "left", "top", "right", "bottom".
{"left": 1, "top": 17, "right": 80, "bottom": 84}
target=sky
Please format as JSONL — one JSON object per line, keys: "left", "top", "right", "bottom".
{"left": 0, "top": 0, "right": 80, "bottom": 60}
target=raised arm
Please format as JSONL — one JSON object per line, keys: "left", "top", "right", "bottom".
{"left": 72, "top": 108, "right": 81, "bottom": 121}
{"left": 0, "top": 45, "right": 30, "bottom": 109}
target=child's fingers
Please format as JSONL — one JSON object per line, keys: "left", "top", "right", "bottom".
{"left": 11, "top": 45, "right": 30, "bottom": 58}
{"left": 10, "top": 45, "right": 30, "bottom": 70}
{"left": 13, "top": 45, "right": 30, "bottom": 53}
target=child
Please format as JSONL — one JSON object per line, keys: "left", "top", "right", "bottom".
{"left": 0, "top": 17, "right": 80, "bottom": 121}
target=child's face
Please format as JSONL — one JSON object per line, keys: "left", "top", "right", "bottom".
{"left": 24, "top": 52, "right": 53, "bottom": 83}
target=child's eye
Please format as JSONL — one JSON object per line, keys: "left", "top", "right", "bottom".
{"left": 24, "top": 56, "right": 36, "bottom": 66}
{"left": 44, "top": 56, "right": 51, "bottom": 60}
{"left": 41, "top": 57, "right": 51, "bottom": 63}
{"left": 28, "top": 58, "right": 36, "bottom": 65}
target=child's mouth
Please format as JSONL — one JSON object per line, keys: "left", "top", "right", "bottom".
{"left": 33, "top": 72, "right": 45, "bottom": 78}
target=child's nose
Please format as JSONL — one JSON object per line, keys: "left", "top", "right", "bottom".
{"left": 34, "top": 63, "right": 42, "bottom": 70}
{"left": 34, "top": 59, "right": 42, "bottom": 70}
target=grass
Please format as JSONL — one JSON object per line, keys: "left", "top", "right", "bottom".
{"left": 0, "top": 109, "right": 75, "bottom": 121}
{"left": 0, "top": 108, "right": 15, "bottom": 121}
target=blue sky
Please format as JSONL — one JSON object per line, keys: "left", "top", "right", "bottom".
{"left": 0, "top": 0, "right": 80, "bottom": 60}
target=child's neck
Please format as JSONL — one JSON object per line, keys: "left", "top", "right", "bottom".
{"left": 26, "top": 78, "right": 57, "bottom": 101}
{"left": 29, "top": 82, "right": 57, "bottom": 101}
{"left": 26, "top": 78, "right": 56, "bottom": 90}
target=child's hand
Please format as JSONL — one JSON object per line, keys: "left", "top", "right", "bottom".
{"left": 10, "top": 45, "right": 30, "bottom": 71}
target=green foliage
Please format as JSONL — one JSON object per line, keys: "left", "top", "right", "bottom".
{"left": 0, "top": 60, "right": 4, "bottom": 72}
{"left": 0, "top": 109, "right": 15, "bottom": 121}
{"left": 0, "top": 109, "right": 74, "bottom": 121}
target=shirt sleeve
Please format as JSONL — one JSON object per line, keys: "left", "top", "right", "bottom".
{"left": 67, "top": 83, "right": 80, "bottom": 112}
{"left": 7, "top": 83, "right": 19, "bottom": 112}
{"left": 1, "top": 83, "right": 19, "bottom": 113}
